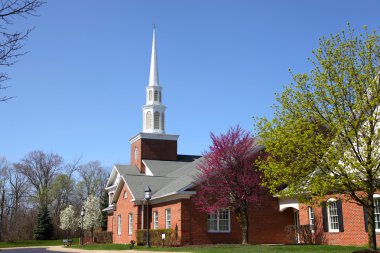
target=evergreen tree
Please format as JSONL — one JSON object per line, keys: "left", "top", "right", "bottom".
{"left": 100, "top": 190, "right": 108, "bottom": 231}
{"left": 34, "top": 206, "right": 53, "bottom": 240}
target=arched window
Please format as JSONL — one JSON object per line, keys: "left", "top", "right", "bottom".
{"left": 161, "top": 112, "right": 165, "bottom": 130}
{"left": 154, "top": 91, "right": 159, "bottom": 101}
{"left": 146, "top": 111, "right": 152, "bottom": 130}
{"left": 154, "top": 111, "right": 160, "bottom": 129}
{"left": 148, "top": 90, "right": 152, "bottom": 101}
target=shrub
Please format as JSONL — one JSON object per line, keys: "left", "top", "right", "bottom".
{"left": 136, "top": 229, "right": 179, "bottom": 246}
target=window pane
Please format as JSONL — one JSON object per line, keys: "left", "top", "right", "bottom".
{"left": 128, "top": 213, "right": 133, "bottom": 235}
{"left": 146, "top": 112, "right": 152, "bottom": 130}
{"left": 154, "top": 211, "right": 158, "bottom": 229}
{"left": 154, "top": 112, "right": 160, "bottom": 129}
{"left": 207, "top": 213, "right": 217, "bottom": 231}
{"left": 309, "top": 207, "right": 315, "bottom": 230}
{"left": 166, "top": 209, "right": 171, "bottom": 229}
{"left": 375, "top": 198, "right": 380, "bottom": 230}
{"left": 328, "top": 201, "right": 339, "bottom": 231}
{"left": 118, "top": 215, "right": 122, "bottom": 235}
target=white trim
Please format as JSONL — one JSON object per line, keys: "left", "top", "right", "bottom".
{"left": 117, "top": 215, "right": 122, "bottom": 235}
{"left": 207, "top": 209, "right": 231, "bottom": 233}
{"left": 279, "top": 198, "right": 299, "bottom": 212}
{"left": 129, "top": 132, "right": 179, "bottom": 144}
{"left": 105, "top": 166, "right": 118, "bottom": 188}
{"left": 128, "top": 213, "right": 133, "bottom": 235}
{"left": 153, "top": 211, "right": 159, "bottom": 229}
{"left": 142, "top": 160, "right": 154, "bottom": 176}
{"left": 308, "top": 207, "right": 315, "bottom": 233}
{"left": 165, "top": 208, "right": 171, "bottom": 229}
{"left": 374, "top": 196, "right": 380, "bottom": 232}
{"left": 327, "top": 199, "right": 339, "bottom": 232}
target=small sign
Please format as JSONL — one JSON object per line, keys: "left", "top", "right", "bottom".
{"left": 161, "top": 233, "right": 166, "bottom": 240}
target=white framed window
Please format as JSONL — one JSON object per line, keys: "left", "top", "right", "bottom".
{"left": 154, "top": 111, "right": 160, "bottom": 129}
{"left": 375, "top": 197, "right": 380, "bottom": 231}
{"left": 123, "top": 190, "right": 128, "bottom": 199}
{"left": 207, "top": 209, "right": 230, "bottom": 232}
{"left": 165, "top": 209, "right": 171, "bottom": 229}
{"left": 134, "top": 147, "right": 138, "bottom": 161}
{"left": 154, "top": 90, "right": 159, "bottom": 101}
{"left": 327, "top": 200, "right": 339, "bottom": 232}
{"left": 153, "top": 211, "right": 158, "bottom": 229}
{"left": 159, "top": 92, "right": 162, "bottom": 103}
{"left": 146, "top": 111, "right": 152, "bottom": 130}
{"left": 117, "top": 215, "right": 122, "bottom": 235}
{"left": 308, "top": 207, "right": 315, "bottom": 233}
{"left": 128, "top": 213, "right": 133, "bottom": 235}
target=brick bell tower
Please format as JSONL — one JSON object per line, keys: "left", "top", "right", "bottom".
{"left": 130, "top": 27, "right": 179, "bottom": 173}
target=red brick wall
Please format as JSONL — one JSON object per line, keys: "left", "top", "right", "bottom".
{"left": 182, "top": 195, "right": 294, "bottom": 245}
{"left": 107, "top": 183, "right": 139, "bottom": 244}
{"left": 130, "top": 139, "right": 144, "bottom": 173}
{"left": 298, "top": 197, "right": 379, "bottom": 246}
{"left": 109, "top": 192, "right": 295, "bottom": 245}
{"left": 249, "top": 196, "right": 294, "bottom": 244}
{"left": 130, "top": 138, "right": 177, "bottom": 173}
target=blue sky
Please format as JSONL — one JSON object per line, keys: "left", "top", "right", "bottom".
{"left": 0, "top": 0, "right": 379, "bottom": 167}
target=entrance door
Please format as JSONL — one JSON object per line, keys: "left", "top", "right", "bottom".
{"left": 294, "top": 210, "right": 300, "bottom": 243}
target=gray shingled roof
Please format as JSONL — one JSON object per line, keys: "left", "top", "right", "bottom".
{"left": 143, "top": 160, "right": 190, "bottom": 177}
{"left": 153, "top": 158, "right": 203, "bottom": 198}
{"left": 114, "top": 155, "right": 202, "bottom": 201}
{"left": 110, "top": 141, "right": 264, "bottom": 202}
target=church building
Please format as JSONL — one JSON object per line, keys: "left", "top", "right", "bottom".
{"left": 103, "top": 29, "right": 296, "bottom": 245}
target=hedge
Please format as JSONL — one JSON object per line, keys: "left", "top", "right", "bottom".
{"left": 136, "top": 228, "right": 179, "bottom": 246}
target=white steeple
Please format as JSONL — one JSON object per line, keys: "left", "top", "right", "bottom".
{"left": 142, "top": 27, "right": 166, "bottom": 134}
{"left": 149, "top": 27, "right": 159, "bottom": 86}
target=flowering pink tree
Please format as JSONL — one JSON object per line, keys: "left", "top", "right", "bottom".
{"left": 195, "top": 126, "right": 267, "bottom": 244}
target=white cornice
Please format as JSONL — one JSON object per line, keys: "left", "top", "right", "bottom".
{"left": 133, "top": 191, "right": 196, "bottom": 205}
{"left": 129, "top": 132, "right": 180, "bottom": 144}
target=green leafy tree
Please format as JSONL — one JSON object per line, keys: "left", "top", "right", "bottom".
{"left": 99, "top": 189, "right": 108, "bottom": 231}
{"left": 34, "top": 206, "right": 53, "bottom": 240}
{"left": 255, "top": 25, "right": 380, "bottom": 250}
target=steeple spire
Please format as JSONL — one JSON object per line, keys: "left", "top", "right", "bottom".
{"left": 149, "top": 26, "right": 159, "bottom": 86}
{"left": 142, "top": 27, "right": 166, "bottom": 134}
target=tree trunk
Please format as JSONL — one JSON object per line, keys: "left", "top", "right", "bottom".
{"left": 0, "top": 184, "right": 5, "bottom": 241}
{"left": 367, "top": 196, "right": 377, "bottom": 251}
{"left": 235, "top": 205, "right": 249, "bottom": 244}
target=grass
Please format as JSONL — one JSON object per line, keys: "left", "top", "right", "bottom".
{"left": 0, "top": 238, "right": 79, "bottom": 248}
{"left": 72, "top": 244, "right": 367, "bottom": 252}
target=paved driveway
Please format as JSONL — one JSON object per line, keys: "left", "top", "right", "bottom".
{"left": 0, "top": 246, "right": 182, "bottom": 253}
{"left": 1, "top": 249, "right": 49, "bottom": 253}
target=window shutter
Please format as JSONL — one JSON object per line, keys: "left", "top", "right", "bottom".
{"left": 322, "top": 201, "right": 328, "bottom": 232}
{"left": 337, "top": 200, "right": 344, "bottom": 232}
{"left": 364, "top": 206, "right": 368, "bottom": 232}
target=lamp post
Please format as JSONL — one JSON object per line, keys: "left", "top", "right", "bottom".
{"left": 80, "top": 207, "right": 85, "bottom": 246}
{"left": 144, "top": 186, "right": 152, "bottom": 247}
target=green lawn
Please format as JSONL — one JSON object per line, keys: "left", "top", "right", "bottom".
{"left": 0, "top": 238, "right": 79, "bottom": 248}
{"left": 72, "top": 244, "right": 367, "bottom": 252}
